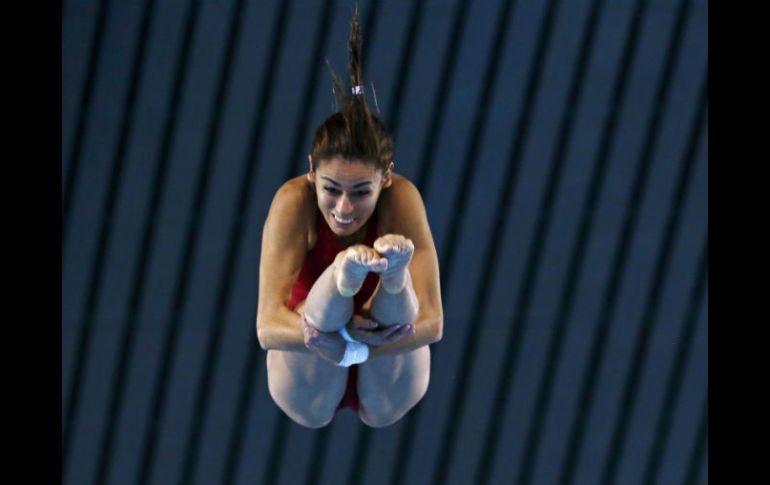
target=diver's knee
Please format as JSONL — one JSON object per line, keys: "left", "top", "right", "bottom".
{"left": 358, "top": 388, "right": 427, "bottom": 428}
{"left": 288, "top": 410, "right": 335, "bottom": 429}
{"left": 267, "top": 381, "right": 339, "bottom": 429}
{"left": 269, "top": 390, "right": 337, "bottom": 428}
{"left": 358, "top": 406, "right": 406, "bottom": 428}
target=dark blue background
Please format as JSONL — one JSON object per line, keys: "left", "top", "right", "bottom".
{"left": 62, "top": 0, "right": 708, "bottom": 483}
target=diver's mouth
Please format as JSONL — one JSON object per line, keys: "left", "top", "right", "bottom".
{"left": 333, "top": 214, "right": 355, "bottom": 225}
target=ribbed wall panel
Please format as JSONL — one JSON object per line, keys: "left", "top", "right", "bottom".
{"left": 62, "top": 1, "right": 708, "bottom": 483}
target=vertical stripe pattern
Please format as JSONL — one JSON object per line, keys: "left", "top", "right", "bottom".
{"left": 61, "top": 0, "right": 708, "bottom": 483}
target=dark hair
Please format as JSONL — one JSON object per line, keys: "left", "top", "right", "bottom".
{"left": 310, "top": 5, "right": 393, "bottom": 172}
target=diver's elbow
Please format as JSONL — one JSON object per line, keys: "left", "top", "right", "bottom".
{"left": 256, "top": 319, "right": 270, "bottom": 351}
{"left": 429, "top": 315, "right": 443, "bottom": 344}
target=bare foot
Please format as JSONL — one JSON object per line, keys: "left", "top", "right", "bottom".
{"left": 334, "top": 245, "right": 388, "bottom": 297}
{"left": 373, "top": 234, "right": 415, "bottom": 293}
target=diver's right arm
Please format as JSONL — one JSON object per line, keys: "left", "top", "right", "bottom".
{"left": 256, "top": 182, "right": 315, "bottom": 352}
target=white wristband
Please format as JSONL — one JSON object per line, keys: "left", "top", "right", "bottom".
{"left": 337, "top": 327, "right": 369, "bottom": 367}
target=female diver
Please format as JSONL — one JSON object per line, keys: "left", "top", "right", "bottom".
{"left": 256, "top": 9, "right": 442, "bottom": 428}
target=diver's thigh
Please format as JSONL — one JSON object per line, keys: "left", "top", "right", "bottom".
{"left": 356, "top": 346, "right": 431, "bottom": 427}
{"left": 266, "top": 350, "right": 349, "bottom": 428}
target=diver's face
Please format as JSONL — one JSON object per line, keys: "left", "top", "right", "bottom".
{"left": 308, "top": 156, "right": 391, "bottom": 237}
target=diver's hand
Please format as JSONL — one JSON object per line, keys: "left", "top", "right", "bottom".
{"left": 303, "top": 323, "right": 347, "bottom": 365}
{"left": 345, "top": 314, "right": 415, "bottom": 346}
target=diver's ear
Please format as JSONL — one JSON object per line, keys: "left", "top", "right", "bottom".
{"left": 381, "top": 161, "right": 394, "bottom": 188}
{"left": 307, "top": 155, "right": 316, "bottom": 183}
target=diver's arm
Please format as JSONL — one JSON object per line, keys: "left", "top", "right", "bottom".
{"left": 256, "top": 181, "right": 314, "bottom": 352}
{"left": 367, "top": 178, "right": 443, "bottom": 357}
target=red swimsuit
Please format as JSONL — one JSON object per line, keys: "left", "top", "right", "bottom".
{"left": 288, "top": 208, "right": 380, "bottom": 412}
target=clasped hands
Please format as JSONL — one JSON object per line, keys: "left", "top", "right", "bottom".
{"left": 303, "top": 315, "right": 415, "bottom": 364}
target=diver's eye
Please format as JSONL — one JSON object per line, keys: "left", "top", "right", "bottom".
{"left": 324, "top": 187, "right": 341, "bottom": 195}
{"left": 354, "top": 190, "right": 371, "bottom": 197}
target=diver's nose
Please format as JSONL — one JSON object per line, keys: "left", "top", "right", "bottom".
{"left": 336, "top": 193, "right": 354, "bottom": 217}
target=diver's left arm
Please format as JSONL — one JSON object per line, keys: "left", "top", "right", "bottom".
{"left": 367, "top": 179, "right": 443, "bottom": 358}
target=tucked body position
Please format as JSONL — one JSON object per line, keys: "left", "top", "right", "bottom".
{"left": 256, "top": 9, "right": 443, "bottom": 428}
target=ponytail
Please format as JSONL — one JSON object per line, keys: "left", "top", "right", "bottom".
{"left": 311, "top": 4, "right": 393, "bottom": 172}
